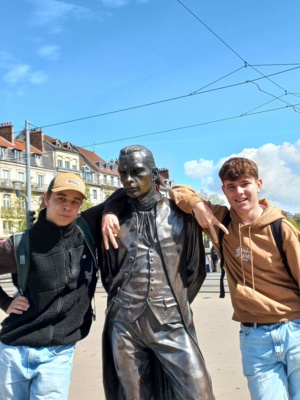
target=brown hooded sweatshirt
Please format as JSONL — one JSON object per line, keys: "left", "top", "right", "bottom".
{"left": 170, "top": 185, "right": 300, "bottom": 323}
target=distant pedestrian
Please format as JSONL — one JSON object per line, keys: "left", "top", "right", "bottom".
{"left": 210, "top": 246, "right": 218, "bottom": 272}
{"left": 206, "top": 254, "right": 211, "bottom": 272}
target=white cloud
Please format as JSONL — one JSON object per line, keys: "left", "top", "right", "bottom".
{"left": 28, "top": 71, "right": 48, "bottom": 84}
{"left": 0, "top": 51, "right": 16, "bottom": 69}
{"left": 4, "top": 64, "right": 48, "bottom": 85}
{"left": 27, "top": 0, "right": 92, "bottom": 26}
{"left": 100, "top": 0, "right": 150, "bottom": 7}
{"left": 38, "top": 45, "right": 61, "bottom": 61}
{"left": 101, "top": 0, "right": 129, "bottom": 7}
{"left": 184, "top": 158, "right": 215, "bottom": 186}
{"left": 184, "top": 140, "right": 300, "bottom": 213}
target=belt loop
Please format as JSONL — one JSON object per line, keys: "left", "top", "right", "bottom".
{"left": 253, "top": 323, "right": 257, "bottom": 329}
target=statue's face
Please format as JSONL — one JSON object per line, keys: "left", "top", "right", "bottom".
{"left": 118, "top": 152, "right": 155, "bottom": 199}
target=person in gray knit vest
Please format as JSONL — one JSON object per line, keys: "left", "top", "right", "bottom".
{"left": 101, "top": 145, "right": 214, "bottom": 400}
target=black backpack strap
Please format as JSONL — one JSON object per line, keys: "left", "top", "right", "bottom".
{"left": 270, "top": 218, "right": 297, "bottom": 285}
{"left": 13, "top": 229, "right": 30, "bottom": 296}
{"left": 219, "top": 210, "right": 231, "bottom": 298}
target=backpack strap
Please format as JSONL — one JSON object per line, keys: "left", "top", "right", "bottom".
{"left": 13, "top": 229, "right": 30, "bottom": 296}
{"left": 76, "top": 215, "right": 97, "bottom": 264}
{"left": 270, "top": 218, "right": 297, "bottom": 285}
{"left": 11, "top": 217, "right": 98, "bottom": 297}
{"left": 219, "top": 210, "right": 231, "bottom": 298}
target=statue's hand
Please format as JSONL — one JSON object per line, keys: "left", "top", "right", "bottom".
{"left": 192, "top": 202, "right": 228, "bottom": 243}
{"left": 102, "top": 213, "right": 120, "bottom": 250}
{"left": 6, "top": 296, "right": 30, "bottom": 315}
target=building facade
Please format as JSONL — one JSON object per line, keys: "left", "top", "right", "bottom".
{"left": 0, "top": 122, "right": 173, "bottom": 239}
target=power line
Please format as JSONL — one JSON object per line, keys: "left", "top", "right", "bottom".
{"left": 80, "top": 102, "right": 300, "bottom": 149}
{"left": 176, "top": 1, "right": 300, "bottom": 103}
{"left": 15, "top": 65, "right": 298, "bottom": 134}
{"left": 176, "top": 0, "right": 245, "bottom": 63}
{"left": 241, "top": 93, "right": 288, "bottom": 115}
{"left": 251, "top": 63, "right": 300, "bottom": 67}
{"left": 192, "top": 65, "right": 246, "bottom": 94}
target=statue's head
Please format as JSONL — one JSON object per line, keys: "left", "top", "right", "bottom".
{"left": 118, "top": 145, "right": 159, "bottom": 199}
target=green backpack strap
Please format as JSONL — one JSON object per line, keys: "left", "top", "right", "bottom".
{"left": 13, "top": 229, "right": 30, "bottom": 296}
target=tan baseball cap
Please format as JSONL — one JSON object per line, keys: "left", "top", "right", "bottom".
{"left": 51, "top": 173, "right": 87, "bottom": 199}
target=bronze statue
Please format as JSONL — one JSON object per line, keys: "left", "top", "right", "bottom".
{"left": 101, "top": 145, "right": 215, "bottom": 400}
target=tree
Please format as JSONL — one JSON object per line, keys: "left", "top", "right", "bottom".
{"left": 292, "top": 213, "right": 300, "bottom": 224}
{"left": 198, "top": 189, "right": 226, "bottom": 205}
{"left": 287, "top": 215, "right": 300, "bottom": 231}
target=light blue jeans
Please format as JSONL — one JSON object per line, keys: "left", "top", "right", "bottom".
{"left": 240, "top": 319, "right": 300, "bottom": 400}
{"left": 0, "top": 342, "right": 75, "bottom": 400}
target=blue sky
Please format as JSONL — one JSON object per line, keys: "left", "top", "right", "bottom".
{"left": 1, "top": 0, "right": 300, "bottom": 212}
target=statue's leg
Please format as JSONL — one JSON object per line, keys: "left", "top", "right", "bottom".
{"left": 107, "top": 319, "right": 154, "bottom": 400}
{"left": 148, "top": 321, "right": 215, "bottom": 400}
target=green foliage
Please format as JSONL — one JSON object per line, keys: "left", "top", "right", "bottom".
{"left": 81, "top": 198, "right": 94, "bottom": 212}
{"left": 292, "top": 213, "right": 300, "bottom": 224}
{"left": 287, "top": 216, "right": 300, "bottom": 231}
{"left": 198, "top": 189, "right": 226, "bottom": 205}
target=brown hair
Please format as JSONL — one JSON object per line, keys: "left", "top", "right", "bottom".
{"left": 219, "top": 157, "right": 259, "bottom": 182}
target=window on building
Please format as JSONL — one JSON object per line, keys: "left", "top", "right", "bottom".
{"left": 57, "top": 159, "right": 62, "bottom": 168}
{"left": 13, "top": 149, "right": 22, "bottom": 161}
{"left": 2, "top": 170, "right": 10, "bottom": 185}
{"left": 82, "top": 166, "right": 93, "bottom": 183}
{"left": 103, "top": 175, "right": 107, "bottom": 184}
{"left": 3, "top": 170, "right": 9, "bottom": 179}
{"left": 35, "top": 154, "right": 42, "bottom": 166}
{"left": 71, "top": 159, "right": 77, "bottom": 170}
{"left": 65, "top": 159, "right": 70, "bottom": 169}
{"left": 0, "top": 147, "right": 7, "bottom": 159}
{"left": 110, "top": 176, "right": 114, "bottom": 186}
{"left": 18, "top": 172, "right": 25, "bottom": 182}
{"left": 93, "top": 190, "right": 97, "bottom": 200}
{"left": 3, "top": 221, "right": 13, "bottom": 235}
{"left": 3, "top": 194, "right": 10, "bottom": 208}
{"left": 38, "top": 175, "right": 44, "bottom": 189}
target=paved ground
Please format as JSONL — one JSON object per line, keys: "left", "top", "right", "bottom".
{"left": 0, "top": 274, "right": 250, "bottom": 399}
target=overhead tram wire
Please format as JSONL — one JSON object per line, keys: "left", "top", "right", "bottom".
{"left": 241, "top": 93, "right": 289, "bottom": 116}
{"left": 12, "top": 64, "right": 300, "bottom": 136}
{"left": 251, "top": 63, "right": 300, "bottom": 67}
{"left": 176, "top": 0, "right": 300, "bottom": 106}
{"left": 15, "top": 99, "right": 300, "bottom": 157}
{"left": 79, "top": 102, "right": 300, "bottom": 149}
{"left": 191, "top": 65, "right": 246, "bottom": 94}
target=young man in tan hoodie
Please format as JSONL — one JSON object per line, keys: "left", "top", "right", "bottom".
{"left": 167, "top": 157, "right": 300, "bottom": 400}
{"left": 102, "top": 156, "right": 300, "bottom": 400}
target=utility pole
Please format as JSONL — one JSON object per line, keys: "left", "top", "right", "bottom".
{"left": 25, "top": 120, "right": 32, "bottom": 229}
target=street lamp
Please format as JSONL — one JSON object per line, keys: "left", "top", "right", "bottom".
{"left": 12, "top": 180, "right": 26, "bottom": 200}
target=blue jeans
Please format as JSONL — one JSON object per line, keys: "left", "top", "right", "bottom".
{"left": 0, "top": 342, "right": 75, "bottom": 400}
{"left": 240, "top": 319, "right": 300, "bottom": 400}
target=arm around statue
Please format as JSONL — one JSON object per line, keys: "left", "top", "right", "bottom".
{"left": 169, "top": 185, "right": 229, "bottom": 243}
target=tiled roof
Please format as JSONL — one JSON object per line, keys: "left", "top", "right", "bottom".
{"left": 0, "top": 137, "right": 42, "bottom": 155}
{"left": 75, "top": 145, "right": 119, "bottom": 176}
